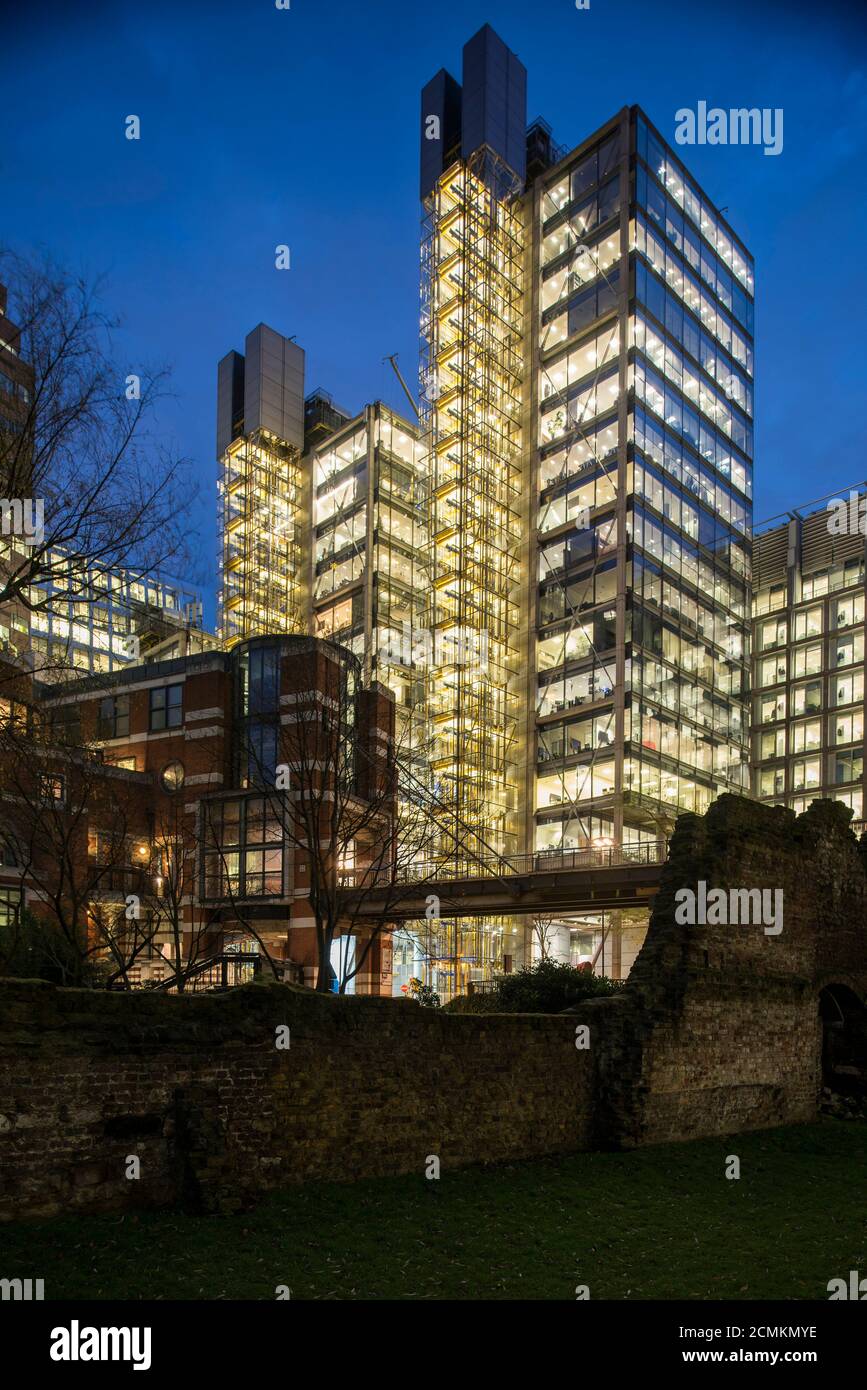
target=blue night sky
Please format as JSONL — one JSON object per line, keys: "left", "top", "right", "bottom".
{"left": 5, "top": 0, "right": 867, "bottom": 627}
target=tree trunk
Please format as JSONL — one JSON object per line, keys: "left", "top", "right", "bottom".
{"left": 315, "top": 931, "right": 336, "bottom": 992}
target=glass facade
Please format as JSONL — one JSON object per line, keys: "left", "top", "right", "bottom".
{"left": 236, "top": 639, "right": 282, "bottom": 788}
{"left": 311, "top": 404, "right": 428, "bottom": 709}
{"left": 533, "top": 110, "right": 753, "bottom": 865}
{"left": 421, "top": 151, "right": 525, "bottom": 865}
{"left": 415, "top": 32, "right": 530, "bottom": 995}
{"left": 218, "top": 429, "right": 307, "bottom": 644}
{"left": 205, "top": 81, "right": 767, "bottom": 993}
{"left": 20, "top": 557, "right": 207, "bottom": 682}
{"left": 528, "top": 909, "right": 648, "bottom": 978}
{"left": 752, "top": 497, "right": 866, "bottom": 827}
{"left": 202, "top": 794, "right": 285, "bottom": 901}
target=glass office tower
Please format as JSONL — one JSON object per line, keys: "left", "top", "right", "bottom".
{"left": 532, "top": 108, "right": 754, "bottom": 860}
{"left": 421, "top": 37, "right": 754, "bottom": 873}
{"left": 209, "top": 30, "right": 759, "bottom": 989}
{"left": 752, "top": 492, "right": 865, "bottom": 827}
{"left": 417, "top": 25, "right": 529, "bottom": 994}
{"left": 418, "top": 29, "right": 755, "bottom": 982}
{"left": 26, "top": 563, "right": 209, "bottom": 680}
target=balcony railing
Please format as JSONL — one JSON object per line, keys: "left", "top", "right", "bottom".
{"left": 150, "top": 953, "right": 262, "bottom": 993}
{"left": 90, "top": 865, "right": 159, "bottom": 896}
{"left": 341, "top": 840, "right": 668, "bottom": 890}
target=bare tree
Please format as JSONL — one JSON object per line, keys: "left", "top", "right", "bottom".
{"left": 197, "top": 646, "right": 409, "bottom": 993}
{"left": 128, "top": 791, "right": 219, "bottom": 992}
{"left": 0, "top": 697, "right": 155, "bottom": 986}
{"left": 233, "top": 656, "right": 513, "bottom": 995}
{"left": 333, "top": 739, "right": 443, "bottom": 994}
{"left": 152, "top": 786, "right": 289, "bottom": 991}
{"left": 0, "top": 249, "right": 193, "bottom": 636}
{"left": 530, "top": 913, "right": 558, "bottom": 963}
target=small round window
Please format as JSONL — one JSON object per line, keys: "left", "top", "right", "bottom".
{"left": 161, "top": 761, "right": 185, "bottom": 792}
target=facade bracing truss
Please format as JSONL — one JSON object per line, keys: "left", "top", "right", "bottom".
{"left": 421, "top": 149, "right": 526, "bottom": 866}
{"left": 218, "top": 429, "right": 306, "bottom": 645}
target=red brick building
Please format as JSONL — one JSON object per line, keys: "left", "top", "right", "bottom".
{"left": 0, "top": 635, "right": 396, "bottom": 992}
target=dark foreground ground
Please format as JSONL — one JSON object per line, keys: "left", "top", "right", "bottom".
{"left": 2, "top": 1121, "right": 865, "bottom": 1300}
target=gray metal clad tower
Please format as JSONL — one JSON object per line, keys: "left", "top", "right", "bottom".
{"left": 460, "top": 23, "right": 527, "bottom": 185}
{"left": 242, "top": 324, "right": 305, "bottom": 450}
{"left": 216, "top": 350, "right": 245, "bottom": 458}
{"left": 217, "top": 325, "right": 305, "bottom": 455}
{"left": 419, "top": 25, "right": 527, "bottom": 202}
{"left": 420, "top": 69, "right": 463, "bottom": 201}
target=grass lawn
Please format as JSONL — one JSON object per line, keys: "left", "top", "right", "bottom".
{"left": 2, "top": 1120, "right": 865, "bottom": 1300}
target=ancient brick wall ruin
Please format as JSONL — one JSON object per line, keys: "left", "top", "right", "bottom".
{"left": 0, "top": 980, "right": 595, "bottom": 1219}
{"left": 1, "top": 795, "right": 865, "bottom": 1219}
{"left": 587, "top": 797, "right": 867, "bottom": 1147}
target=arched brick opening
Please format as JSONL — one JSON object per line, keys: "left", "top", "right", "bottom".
{"left": 819, "top": 983, "right": 867, "bottom": 1100}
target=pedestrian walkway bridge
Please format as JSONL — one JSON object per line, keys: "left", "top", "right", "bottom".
{"left": 340, "top": 841, "right": 668, "bottom": 921}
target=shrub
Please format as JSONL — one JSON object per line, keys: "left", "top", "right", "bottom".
{"left": 494, "top": 960, "right": 622, "bottom": 1013}
{"left": 0, "top": 908, "right": 110, "bottom": 987}
{"left": 441, "top": 991, "right": 503, "bottom": 1015}
{"left": 441, "top": 960, "right": 623, "bottom": 1015}
{"left": 407, "top": 977, "right": 441, "bottom": 1008}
